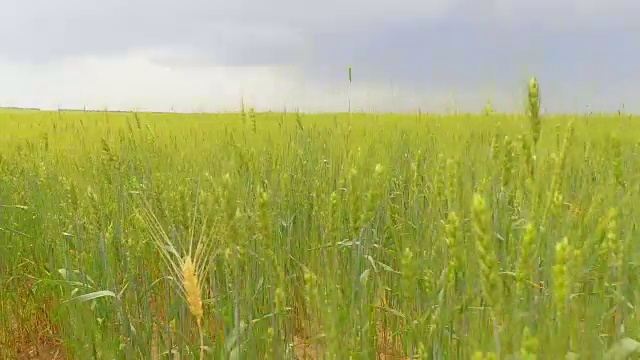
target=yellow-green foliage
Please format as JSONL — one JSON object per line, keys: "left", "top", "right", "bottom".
{"left": 1, "top": 109, "right": 640, "bottom": 359}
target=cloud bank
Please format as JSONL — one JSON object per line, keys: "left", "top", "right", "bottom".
{"left": 1, "top": 0, "right": 639, "bottom": 113}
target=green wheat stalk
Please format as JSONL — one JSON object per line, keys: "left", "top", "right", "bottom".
{"left": 527, "top": 77, "right": 541, "bottom": 146}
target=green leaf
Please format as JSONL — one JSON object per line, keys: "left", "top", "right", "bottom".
{"left": 229, "top": 347, "right": 241, "bottom": 360}
{"left": 70, "top": 290, "right": 116, "bottom": 303}
{"left": 376, "top": 306, "right": 406, "bottom": 319}
{"left": 603, "top": 337, "right": 640, "bottom": 360}
{"left": 375, "top": 260, "right": 401, "bottom": 275}
{"left": 365, "top": 256, "right": 378, "bottom": 272}
{"left": 565, "top": 352, "right": 579, "bottom": 360}
{"left": 360, "top": 269, "right": 371, "bottom": 285}
{"left": 225, "top": 321, "right": 247, "bottom": 353}
{"left": 58, "top": 268, "right": 95, "bottom": 285}
{"left": 117, "top": 281, "right": 130, "bottom": 298}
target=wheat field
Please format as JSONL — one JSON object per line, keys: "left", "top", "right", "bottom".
{"left": 1, "top": 108, "right": 640, "bottom": 359}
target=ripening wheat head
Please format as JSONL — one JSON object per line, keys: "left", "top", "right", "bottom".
{"left": 135, "top": 198, "right": 217, "bottom": 358}
{"left": 136, "top": 200, "right": 214, "bottom": 320}
{"left": 182, "top": 255, "right": 203, "bottom": 321}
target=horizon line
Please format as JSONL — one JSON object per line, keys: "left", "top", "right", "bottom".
{"left": 0, "top": 106, "right": 635, "bottom": 117}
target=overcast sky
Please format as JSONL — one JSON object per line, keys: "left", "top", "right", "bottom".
{"left": 1, "top": 0, "right": 639, "bottom": 113}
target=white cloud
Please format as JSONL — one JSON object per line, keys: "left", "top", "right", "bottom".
{"left": 2, "top": 50, "right": 637, "bottom": 114}
{"left": 0, "top": 50, "right": 528, "bottom": 113}
{"left": 0, "top": 53, "right": 293, "bottom": 112}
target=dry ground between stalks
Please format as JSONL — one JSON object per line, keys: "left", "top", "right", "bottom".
{"left": 5, "top": 292, "right": 407, "bottom": 360}
{"left": 291, "top": 320, "right": 409, "bottom": 360}
{"left": 2, "top": 310, "right": 67, "bottom": 360}
{"left": 14, "top": 341, "right": 65, "bottom": 360}
{"left": 7, "top": 317, "right": 407, "bottom": 360}
{"left": 1, "top": 278, "right": 67, "bottom": 360}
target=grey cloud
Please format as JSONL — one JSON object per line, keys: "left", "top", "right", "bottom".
{"left": 484, "top": 0, "right": 640, "bottom": 30}
{"left": 3, "top": 0, "right": 640, "bottom": 67}
{"left": 0, "top": 0, "right": 453, "bottom": 63}
{"left": 2, "top": 0, "right": 640, "bottom": 114}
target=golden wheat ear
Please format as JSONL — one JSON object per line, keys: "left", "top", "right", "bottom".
{"left": 182, "top": 255, "right": 203, "bottom": 323}
{"left": 135, "top": 196, "right": 214, "bottom": 359}
{"left": 181, "top": 254, "right": 206, "bottom": 359}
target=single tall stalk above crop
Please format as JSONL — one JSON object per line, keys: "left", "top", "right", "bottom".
{"left": 527, "top": 77, "right": 541, "bottom": 145}
{"left": 348, "top": 66, "right": 353, "bottom": 115}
